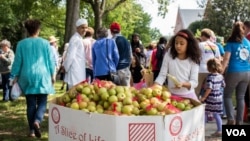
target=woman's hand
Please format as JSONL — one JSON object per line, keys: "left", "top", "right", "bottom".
{"left": 199, "top": 97, "right": 206, "bottom": 103}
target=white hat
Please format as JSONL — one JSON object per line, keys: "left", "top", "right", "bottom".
{"left": 76, "top": 18, "right": 88, "bottom": 27}
{"left": 48, "top": 36, "right": 58, "bottom": 43}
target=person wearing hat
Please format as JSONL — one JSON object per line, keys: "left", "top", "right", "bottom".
{"left": 63, "top": 18, "right": 88, "bottom": 89}
{"left": 0, "top": 39, "right": 15, "bottom": 101}
{"left": 48, "top": 36, "right": 60, "bottom": 81}
{"left": 110, "top": 22, "right": 132, "bottom": 86}
{"left": 83, "top": 27, "right": 96, "bottom": 83}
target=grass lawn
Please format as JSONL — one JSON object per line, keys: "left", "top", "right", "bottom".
{"left": 0, "top": 80, "right": 65, "bottom": 141}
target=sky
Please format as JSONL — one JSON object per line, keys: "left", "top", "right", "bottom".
{"left": 139, "top": 0, "right": 201, "bottom": 36}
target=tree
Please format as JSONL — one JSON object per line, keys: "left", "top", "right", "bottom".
{"left": 188, "top": 20, "right": 209, "bottom": 34}
{"left": 203, "top": 0, "right": 250, "bottom": 38}
{"left": 81, "top": 0, "right": 128, "bottom": 36}
{"left": 64, "top": 0, "right": 80, "bottom": 43}
{"left": 0, "top": 0, "right": 65, "bottom": 51}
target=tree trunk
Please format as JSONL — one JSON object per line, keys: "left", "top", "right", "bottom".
{"left": 64, "top": 0, "right": 80, "bottom": 44}
{"left": 94, "top": 11, "right": 103, "bottom": 38}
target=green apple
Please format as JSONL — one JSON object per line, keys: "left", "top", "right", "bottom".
{"left": 150, "top": 97, "right": 160, "bottom": 106}
{"left": 108, "top": 95, "right": 118, "bottom": 103}
{"left": 79, "top": 101, "right": 88, "bottom": 109}
{"left": 125, "top": 91, "right": 133, "bottom": 98}
{"left": 70, "top": 102, "right": 79, "bottom": 110}
{"left": 143, "top": 88, "right": 153, "bottom": 95}
{"left": 115, "top": 86, "right": 124, "bottom": 93}
{"left": 75, "top": 84, "right": 83, "bottom": 93}
{"left": 123, "top": 97, "right": 133, "bottom": 105}
{"left": 122, "top": 105, "right": 133, "bottom": 115}
{"left": 96, "top": 107, "right": 104, "bottom": 113}
{"left": 176, "top": 102, "right": 186, "bottom": 111}
{"left": 63, "top": 94, "right": 71, "bottom": 103}
{"left": 137, "top": 94, "right": 147, "bottom": 102}
{"left": 101, "top": 92, "right": 109, "bottom": 101}
{"left": 108, "top": 88, "right": 117, "bottom": 95}
{"left": 88, "top": 101, "right": 96, "bottom": 107}
{"left": 184, "top": 105, "right": 192, "bottom": 111}
{"left": 117, "top": 92, "right": 126, "bottom": 101}
{"left": 157, "top": 102, "right": 166, "bottom": 112}
{"left": 92, "top": 94, "right": 100, "bottom": 101}
{"left": 103, "top": 101, "right": 110, "bottom": 109}
{"left": 87, "top": 105, "right": 96, "bottom": 112}
{"left": 171, "top": 100, "right": 178, "bottom": 106}
{"left": 98, "top": 87, "right": 108, "bottom": 95}
{"left": 146, "top": 107, "right": 158, "bottom": 115}
{"left": 132, "top": 101, "right": 140, "bottom": 108}
{"left": 68, "top": 90, "right": 77, "bottom": 99}
{"left": 161, "top": 91, "right": 171, "bottom": 100}
{"left": 140, "top": 101, "right": 150, "bottom": 110}
{"left": 182, "top": 99, "right": 191, "bottom": 105}
{"left": 82, "top": 87, "right": 91, "bottom": 95}
{"left": 152, "top": 88, "right": 162, "bottom": 97}
{"left": 132, "top": 107, "right": 140, "bottom": 115}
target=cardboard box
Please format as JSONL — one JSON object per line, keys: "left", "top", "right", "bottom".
{"left": 49, "top": 99, "right": 205, "bottom": 141}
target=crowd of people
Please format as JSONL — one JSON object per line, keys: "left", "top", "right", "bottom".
{"left": 1, "top": 18, "right": 250, "bottom": 138}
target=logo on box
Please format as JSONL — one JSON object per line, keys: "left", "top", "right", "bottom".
{"left": 51, "top": 107, "right": 61, "bottom": 124}
{"left": 169, "top": 116, "right": 183, "bottom": 136}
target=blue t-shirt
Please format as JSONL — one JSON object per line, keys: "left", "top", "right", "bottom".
{"left": 224, "top": 37, "right": 250, "bottom": 72}
{"left": 216, "top": 42, "right": 225, "bottom": 56}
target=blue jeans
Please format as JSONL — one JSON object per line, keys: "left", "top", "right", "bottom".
{"left": 25, "top": 94, "right": 48, "bottom": 132}
{"left": 1, "top": 73, "right": 12, "bottom": 101}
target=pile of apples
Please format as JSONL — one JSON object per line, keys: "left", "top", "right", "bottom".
{"left": 55, "top": 80, "right": 196, "bottom": 116}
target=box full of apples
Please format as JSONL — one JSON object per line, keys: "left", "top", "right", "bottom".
{"left": 49, "top": 80, "right": 205, "bottom": 141}
{"left": 55, "top": 80, "right": 200, "bottom": 116}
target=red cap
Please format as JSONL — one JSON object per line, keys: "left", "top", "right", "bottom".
{"left": 110, "top": 22, "right": 121, "bottom": 32}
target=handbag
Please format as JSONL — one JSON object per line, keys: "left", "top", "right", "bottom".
{"left": 11, "top": 82, "right": 22, "bottom": 100}
{"left": 106, "top": 39, "right": 120, "bottom": 85}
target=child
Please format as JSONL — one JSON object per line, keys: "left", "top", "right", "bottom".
{"left": 200, "top": 58, "right": 225, "bottom": 137}
{"left": 154, "top": 29, "right": 201, "bottom": 100}
{"left": 130, "top": 54, "right": 143, "bottom": 87}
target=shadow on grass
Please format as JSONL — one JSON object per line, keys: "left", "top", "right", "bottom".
{"left": 0, "top": 81, "right": 65, "bottom": 141}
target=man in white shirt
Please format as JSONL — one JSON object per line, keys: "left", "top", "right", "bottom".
{"left": 63, "top": 18, "right": 88, "bottom": 89}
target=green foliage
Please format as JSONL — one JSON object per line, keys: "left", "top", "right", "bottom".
{"left": 204, "top": 0, "right": 250, "bottom": 38}
{"left": 150, "top": 28, "right": 162, "bottom": 42}
{"left": 156, "top": 0, "right": 170, "bottom": 18}
{"left": 188, "top": 20, "right": 209, "bottom": 35}
{"left": 0, "top": 0, "right": 66, "bottom": 52}
{"left": 82, "top": 0, "right": 160, "bottom": 45}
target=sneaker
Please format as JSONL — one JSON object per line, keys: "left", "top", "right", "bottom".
{"left": 221, "top": 115, "right": 227, "bottom": 119}
{"left": 211, "top": 132, "right": 222, "bottom": 137}
{"left": 226, "top": 120, "right": 235, "bottom": 125}
{"left": 34, "top": 122, "right": 41, "bottom": 138}
{"left": 27, "top": 132, "right": 35, "bottom": 138}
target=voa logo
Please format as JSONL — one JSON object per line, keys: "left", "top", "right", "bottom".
{"left": 226, "top": 129, "right": 246, "bottom": 136}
